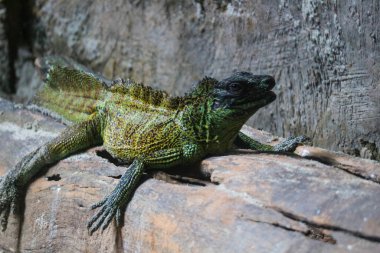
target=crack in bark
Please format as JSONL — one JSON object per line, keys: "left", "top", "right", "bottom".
{"left": 0, "top": 245, "right": 14, "bottom": 253}
{"left": 95, "top": 150, "right": 126, "bottom": 167}
{"left": 95, "top": 150, "right": 219, "bottom": 187}
{"left": 243, "top": 217, "right": 336, "bottom": 244}
{"left": 233, "top": 149, "right": 380, "bottom": 184}
{"left": 150, "top": 171, "right": 214, "bottom": 187}
{"left": 3, "top": 0, "right": 34, "bottom": 94}
{"left": 107, "top": 174, "right": 122, "bottom": 179}
{"left": 272, "top": 206, "right": 380, "bottom": 244}
{"left": 332, "top": 163, "right": 380, "bottom": 185}
{"left": 299, "top": 150, "right": 380, "bottom": 185}
{"left": 308, "top": 156, "right": 380, "bottom": 185}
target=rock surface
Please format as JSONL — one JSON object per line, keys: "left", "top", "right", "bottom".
{"left": 0, "top": 98, "right": 380, "bottom": 253}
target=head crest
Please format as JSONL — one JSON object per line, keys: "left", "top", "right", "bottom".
{"left": 187, "top": 77, "right": 218, "bottom": 97}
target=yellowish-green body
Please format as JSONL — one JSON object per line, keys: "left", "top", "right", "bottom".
{"left": 0, "top": 56, "right": 307, "bottom": 234}
{"left": 101, "top": 98, "right": 188, "bottom": 167}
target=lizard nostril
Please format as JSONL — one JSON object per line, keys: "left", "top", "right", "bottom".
{"left": 261, "top": 76, "right": 276, "bottom": 90}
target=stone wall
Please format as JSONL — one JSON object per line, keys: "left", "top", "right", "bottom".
{"left": 1, "top": 0, "right": 379, "bottom": 159}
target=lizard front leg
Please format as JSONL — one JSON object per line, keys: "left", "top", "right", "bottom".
{"left": 88, "top": 144, "right": 203, "bottom": 234}
{"left": 0, "top": 115, "right": 102, "bottom": 231}
{"left": 234, "top": 131, "right": 309, "bottom": 152}
{"left": 87, "top": 158, "right": 144, "bottom": 235}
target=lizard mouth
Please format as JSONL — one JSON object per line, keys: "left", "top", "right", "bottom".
{"left": 236, "top": 90, "right": 276, "bottom": 110}
{"left": 264, "top": 91, "right": 276, "bottom": 103}
{"left": 212, "top": 89, "right": 276, "bottom": 111}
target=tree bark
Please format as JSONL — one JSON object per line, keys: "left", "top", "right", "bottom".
{"left": 0, "top": 98, "right": 379, "bottom": 253}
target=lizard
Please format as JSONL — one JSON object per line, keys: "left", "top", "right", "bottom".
{"left": 0, "top": 56, "right": 307, "bottom": 235}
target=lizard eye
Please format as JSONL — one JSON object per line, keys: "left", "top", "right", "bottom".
{"left": 227, "top": 82, "right": 244, "bottom": 93}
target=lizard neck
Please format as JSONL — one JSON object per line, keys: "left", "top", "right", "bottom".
{"left": 180, "top": 99, "right": 249, "bottom": 154}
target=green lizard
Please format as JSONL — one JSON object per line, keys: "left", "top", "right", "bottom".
{"left": 0, "top": 56, "right": 307, "bottom": 234}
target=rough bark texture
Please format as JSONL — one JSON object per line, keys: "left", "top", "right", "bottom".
{"left": 0, "top": 1, "right": 9, "bottom": 94}
{"left": 2, "top": 0, "right": 377, "bottom": 160}
{"left": 0, "top": 98, "right": 380, "bottom": 253}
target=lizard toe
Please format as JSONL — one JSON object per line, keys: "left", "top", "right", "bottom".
{"left": 90, "top": 198, "right": 107, "bottom": 210}
{"left": 101, "top": 208, "right": 117, "bottom": 232}
{"left": 116, "top": 208, "right": 122, "bottom": 227}
{"left": 87, "top": 205, "right": 107, "bottom": 229}
{"left": 1, "top": 205, "right": 10, "bottom": 231}
{"left": 89, "top": 207, "right": 112, "bottom": 235}
{"left": 274, "top": 135, "right": 310, "bottom": 152}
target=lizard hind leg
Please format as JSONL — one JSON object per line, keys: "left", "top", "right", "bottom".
{"left": 0, "top": 115, "right": 103, "bottom": 232}
{"left": 87, "top": 158, "right": 144, "bottom": 235}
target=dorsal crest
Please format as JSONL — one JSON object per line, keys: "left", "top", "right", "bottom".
{"left": 108, "top": 79, "right": 186, "bottom": 109}
{"left": 107, "top": 76, "right": 218, "bottom": 110}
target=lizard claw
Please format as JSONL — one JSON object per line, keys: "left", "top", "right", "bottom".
{"left": 87, "top": 159, "right": 143, "bottom": 235}
{"left": 0, "top": 175, "right": 22, "bottom": 232}
{"left": 90, "top": 198, "right": 107, "bottom": 210}
{"left": 273, "top": 135, "right": 310, "bottom": 152}
{"left": 87, "top": 193, "right": 124, "bottom": 235}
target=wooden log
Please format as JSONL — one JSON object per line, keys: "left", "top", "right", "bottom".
{"left": 0, "top": 98, "right": 379, "bottom": 253}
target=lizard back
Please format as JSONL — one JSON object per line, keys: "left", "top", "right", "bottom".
{"left": 34, "top": 56, "right": 217, "bottom": 161}
{"left": 34, "top": 56, "right": 192, "bottom": 124}
{"left": 100, "top": 77, "right": 217, "bottom": 158}
{"left": 34, "top": 56, "right": 109, "bottom": 123}
{"left": 101, "top": 82, "right": 190, "bottom": 161}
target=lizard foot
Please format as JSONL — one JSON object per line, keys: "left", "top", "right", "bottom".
{"left": 87, "top": 159, "right": 144, "bottom": 235}
{"left": 87, "top": 193, "right": 124, "bottom": 235}
{"left": 0, "top": 176, "right": 22, "bottom": 231}
{"left": 273, "top": 135, "right": 310, "bottom": 152}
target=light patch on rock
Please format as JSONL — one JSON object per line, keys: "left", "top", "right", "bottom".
{"left": 65, "top": 152, "right": 96, "bottom": 161}
{"left": 216, "top": 184, "right": 264, "bottom": 208}
{"left": 0, "top": 122, "right": 58, "bottom": 140}
{"left": 48, "top": 186, "right": 61, "bottom": 249}
{"left": 35, "top": 213, "right": 49, "bottom": 231}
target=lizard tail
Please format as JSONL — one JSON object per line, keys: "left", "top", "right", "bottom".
{"left": 34, "top": 56, "right": 110, "bottom": 123}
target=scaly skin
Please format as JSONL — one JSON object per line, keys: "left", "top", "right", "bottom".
{"left": 0, "top": 56, "right": 307, "bottom": 234}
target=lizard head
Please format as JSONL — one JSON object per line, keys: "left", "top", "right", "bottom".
{"left": 212, "top": 71, "right": 276, "bottom": 114}
{"left": 181, "top": 72, "right": 276, "bottom": 148}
